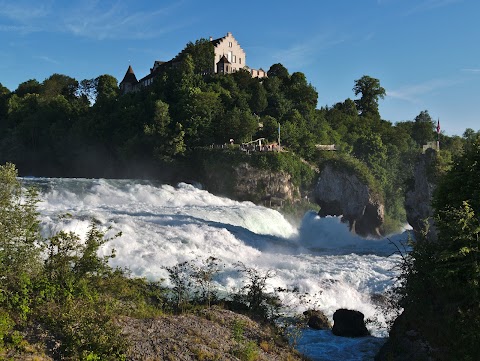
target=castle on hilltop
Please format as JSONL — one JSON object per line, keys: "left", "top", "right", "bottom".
{"left": 120, "top": 32, "right": 267, "bottom": 94}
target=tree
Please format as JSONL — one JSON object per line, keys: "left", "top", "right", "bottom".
{"left": 412, "top": 110, "right": 435, "bottom": 146}
{"left": 181, "top": 38, "right": 215, "bottom": 74}
{"left": 15, "top": 79, "right": 41, "bottom": 97}
{"left": 257, "top": 115, "right": 279, "bottom": 142}
{"left": 434, "top": 138, "right": 480, "bottom": 217}
{"left": 353, "top": 75, "right": 385, "bottom": 119}
{"left": 286, "top": 72, "right": 318, "bottom": 117}
{"left": 0, "top": 83, "right": 10, "bottom": 130}
{"left": 0, "top": 163, "right": 41, "bottom": 318}
{"left": 353, "top": 132, "right": 388, "bottom": 185}
{"left": 263, "top": 76, "right": 291, "bottom": 120}
{"left": 395, "top": 139, "right": 480, "bottom": 359}
{"left": 42, "top": 73, "right": 79, "bottom": 100}
{"left": 462, "top": 128, "right": 480, "bottom": 145}
{"left": 95, "top": 74, "right": 119, "bottom": 105}
{"left": 248, "top": 81, "right": 267, "bottom": 114}
{"left": 267, "top": 63, "right": 289, "bottom": 81}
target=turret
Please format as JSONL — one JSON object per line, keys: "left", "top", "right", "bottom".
{"left": 119, "top": 65, "right": 138, "bottom": 94}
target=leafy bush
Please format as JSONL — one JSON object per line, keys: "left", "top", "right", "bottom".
{"left": 0, "top": 163, "right": 42, "bottom": 319}
{"left": 234, "top": 262, "right": 280, "bottom": 321}
{"left": 0, "top": 308, "right": 14, "bottom": 349}
{"left": 392, "top": 140, "right": 480, "bottom": 359}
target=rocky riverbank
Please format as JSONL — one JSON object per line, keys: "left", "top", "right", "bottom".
{"left": 4, "top": 308, "right": 307, "bottom": 361}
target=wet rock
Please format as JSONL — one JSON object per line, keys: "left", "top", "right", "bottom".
{"left": 303, "top": 309, "right": 331, "bottom": 330}
{"left": 375, "top": 313, "right": 436, "bottom": 361}
{"left": 332, "top": 308, "right": 370, "bottom": 337}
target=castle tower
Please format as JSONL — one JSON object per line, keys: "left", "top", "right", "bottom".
{"left": 210, "top": 32, "right": 245, "bottom": 74}
{"left": 216, "top": 55, "right": 231, "bottom": 75}
{"left": 119, "top": 65, "right": 138, "bottom": 94}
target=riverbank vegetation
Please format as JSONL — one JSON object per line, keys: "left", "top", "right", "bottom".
{"left": 383, "top": 137, "right": 480, "bottom": 360}
{"left": 0, "top": 163, "right": 310, "bottom": 360}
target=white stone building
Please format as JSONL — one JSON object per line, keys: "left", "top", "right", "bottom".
{"left": 120, "top": 32, "right": 266, "bottom": 94}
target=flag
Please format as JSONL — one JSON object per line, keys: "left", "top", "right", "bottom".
{"left": 436, "top": 119, "right": 440, "bottom": 134}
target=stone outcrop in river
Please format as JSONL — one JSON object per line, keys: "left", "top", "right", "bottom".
{"left": 313, "top": 163, "right": 385, "bottom": 237}
{"left": 200, "top": 161, "right": 300, "bottom": 206}
{"left": 404, "top": 149, "right": 438, "bottom": 241}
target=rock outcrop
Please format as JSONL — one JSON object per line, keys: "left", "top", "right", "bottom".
{"left": 313, "top": 164, "right": 385, "bottom": 237}
{"left": 201, "top": 161, "right": 300, "bottom": 205}
{"left": 332, "top": 309, "right": 370, "bottom": 337}
{"left": 303, "top": 309, "right": 331, "bottom": 330}
{"left": 375, "top": 313, "right": 436, "bottom": 361}
{"left": 233, "top": 163, "right": 299, "bottom": 204}
{"left": 117, "top": 307, "right": 305, "bottom": 360}
{"left": 404, "top": 149, "right": 438, "bottom": 241}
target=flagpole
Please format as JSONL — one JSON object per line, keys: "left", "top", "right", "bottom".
{"left": 437, "top": 118, "right": 440, "bottom": 151}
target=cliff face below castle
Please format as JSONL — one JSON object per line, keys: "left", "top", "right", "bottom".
{"left": 312, "top": 164, "right": 385, "bottom": 237}
{"left": 201, "top": 162, "right": 300, "bottom": 205}
{"left": 404, "top": 149, "right": 437, "bottom": 241}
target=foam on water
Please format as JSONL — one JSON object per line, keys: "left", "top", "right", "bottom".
{"left": 25, "top": 177, "right": 408, "bottom": 360}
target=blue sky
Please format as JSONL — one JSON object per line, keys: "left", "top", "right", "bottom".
{"left": 0, "top": 0, "right": 478, "bottom": 136}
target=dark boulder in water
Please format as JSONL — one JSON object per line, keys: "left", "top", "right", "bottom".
{"left": 332, "top": 308, "right": 370, "bottom": 337}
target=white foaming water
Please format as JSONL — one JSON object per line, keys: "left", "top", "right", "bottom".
{"left": 25, "top": 177, "right": 407, "bottom": 361}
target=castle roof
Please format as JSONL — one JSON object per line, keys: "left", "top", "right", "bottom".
{"left": 211, "top": 35, "right": 226, "bottom": 47}
{"left": 217, "top": 55, "right": 231, "bottom": 64}
{"left": 120, "top": 65, "right": 138, "bottom": 84}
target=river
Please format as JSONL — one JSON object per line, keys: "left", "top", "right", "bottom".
{"left": 24, "top": 177, "right": 408, "bottom": 360}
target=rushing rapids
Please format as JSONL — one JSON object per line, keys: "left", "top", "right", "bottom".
{"left": 24, "top": 177, "right": 408, "bottom": 360}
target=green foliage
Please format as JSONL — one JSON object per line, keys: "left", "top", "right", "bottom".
{"left": 412, "top": 110, "right": 436, "bottom": 146}
{"left": 233, "top": 340, "right": 259, "bottom": 361}
{"left": 164, "top": 261, "right": 195, "bottom": 313}
{"left": 164, "top": 256, "right": 224, "bottom": 312}
{"left": 353, "top": 75, "right": 385, "bottom": 119}
{"left": 0, "top": 163, "right": 170, "bottom": 358}
{"left": 0, "top": 163, "right": 41, "bottom": 318}
{"left": 0, "top": 308, "right": 14, "bottom": 348}
{"left": 191, "top": 256, "right": 223, "bottom": 308}
{"left": 40, "top": 298, "right": 127, "bottom": 360}
{"left": 234, "top": 262, "right": 280, "bottom": 321}
{"left": 393, "top": 139, "right": 480, "bottom": 359}
{"left": 181, "top": 38, "right": 215, "bottom": 74}
{"left": 231, "top": 319, "right": 260, "bottom": 361}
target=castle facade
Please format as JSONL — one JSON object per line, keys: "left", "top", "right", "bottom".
{"left": 120, "top": 32, "right": 266, "bottom": 94}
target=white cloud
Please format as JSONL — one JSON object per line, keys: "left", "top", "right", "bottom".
{"left": 462, "top": 68, "right": 480, "bottom": 74}
{"left": 407, "top": 0, "right": 462, "bottom": 14}
{"left": 0, "top": 24, "right": 39, "bottom": 33}
{"left": 62, "top": 1, "right": 187, "bottom": 40}
{"left": 387, "top": 77, "right": 463, "bottom": 103}
{"left": 271, "top": 33, "right": 345, "bottom": 69}
{"left": 0, "top": 1, "right": 188, "bottom": 40}
{"left": 33, "top": 55, "right": 60, "bottom": 65}
{"left": 0, "top": 1, "right": 52, "bottom": 22}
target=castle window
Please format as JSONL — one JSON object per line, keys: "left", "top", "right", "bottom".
{"left": 239, "top": 58, "right": 242, "bottom": 64}
{"left": 229, "top": 42, "right": 232, "bottom": 47}
{"left": 233, "top": 55, "right": 236, "bottom": 63}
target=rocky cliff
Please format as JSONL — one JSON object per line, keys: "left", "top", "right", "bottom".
{"left": 404, "top": 149, "right": 438, "bottom": 241}
{"left": 312, "top": 163, "right": 385, "bottom": 237}
{"left": 198, "top": 159, "right": 301, "bottom": 206}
